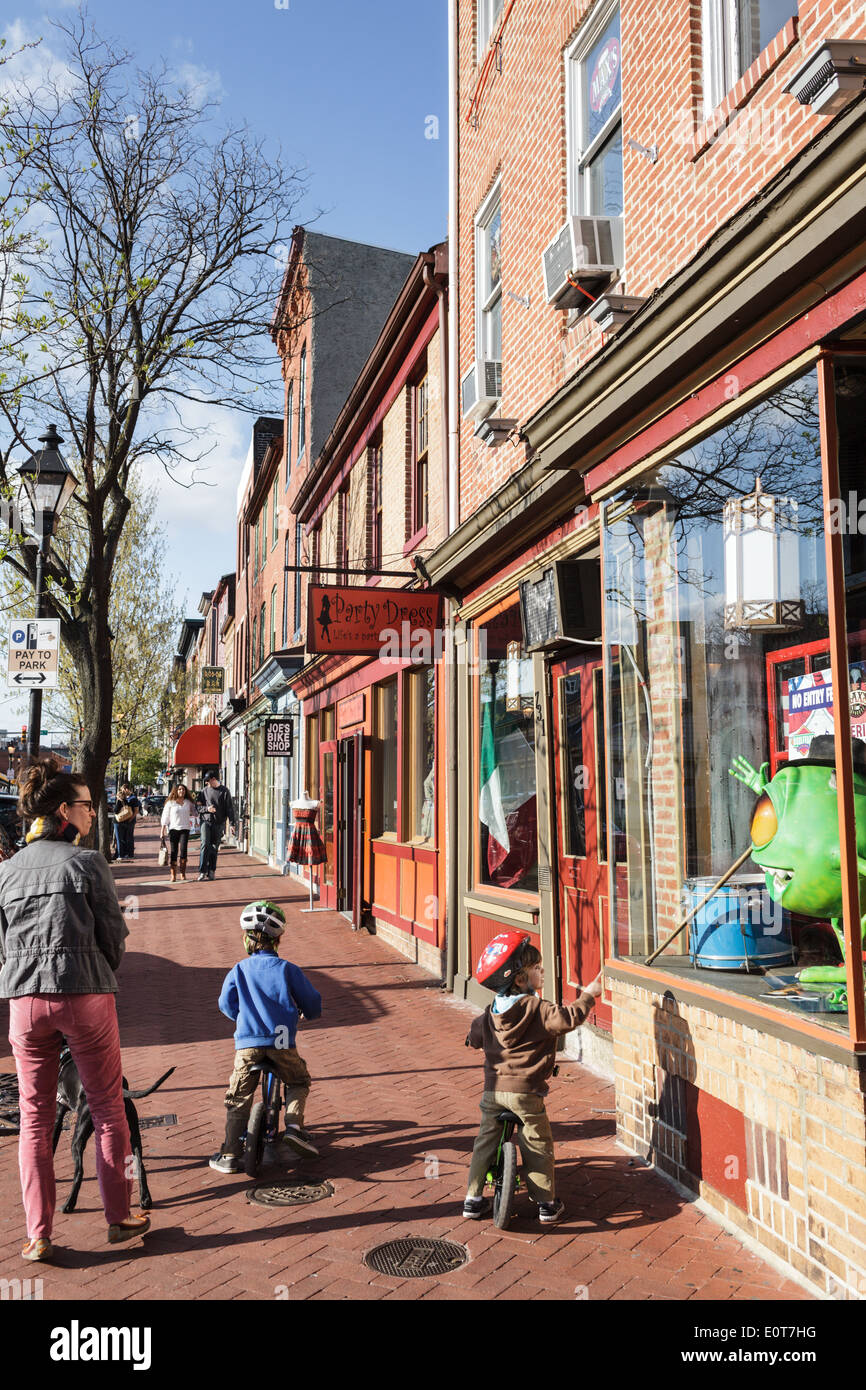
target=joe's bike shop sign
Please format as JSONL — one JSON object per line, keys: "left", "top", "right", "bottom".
{"left": 265, "top": 719, "right": 294, "bottom": 758}
{"left": 306, "top": 585, "right": 442, "bottom": 656}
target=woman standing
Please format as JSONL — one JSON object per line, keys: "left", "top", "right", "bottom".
{"left": 113, "top": 784, "right": 140, "bottom": 862}
{"left": 0, "top": 757, "right": 150, "bottom": 1261}
{"left": 160, "top": 784, "right": 194, "bottom": 882}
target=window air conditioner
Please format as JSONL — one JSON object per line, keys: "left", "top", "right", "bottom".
{"left": 541, "top": 216, "right": 618, "bottom": 310}
{"left": 518, "top": 559, "right": 602, "bottom": 651}
{"left": 461, "top": 359, "right": 502, "bottom": 422}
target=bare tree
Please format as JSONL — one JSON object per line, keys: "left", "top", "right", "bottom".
{"left": 0, "top": 14, "right": 305, "bottom": 849}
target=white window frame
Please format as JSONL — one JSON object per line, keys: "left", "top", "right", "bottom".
{"left": 477, "top": 0, "right": 504, "bottom": 59}
{"left": 702, "top": 1, "right": 797, "bottom": 116}
{"left": 474, "top": 178, "right": 502, "bottom": 377}
{"left": 565, "top": 0, "right": 624, "bottom": 267}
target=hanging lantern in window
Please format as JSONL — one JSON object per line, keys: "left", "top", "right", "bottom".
{"left": 724, "top": 476, "right": 804, "bottom": 631}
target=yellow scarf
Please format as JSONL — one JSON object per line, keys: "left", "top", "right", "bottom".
{"left": 25, "top": 816, "right": 81, "bottom": 846}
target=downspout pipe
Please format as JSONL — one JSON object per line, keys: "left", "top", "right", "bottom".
{"left": 445, "top": 0, "right": 460, "bottom": 993}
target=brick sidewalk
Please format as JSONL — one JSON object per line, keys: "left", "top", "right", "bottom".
{"left": 0, "top": 822, "right": 812, "bottom": 1301}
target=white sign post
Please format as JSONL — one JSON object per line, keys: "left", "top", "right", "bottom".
{"left": 7, "top": 620, "right": 61, "bottom": 689}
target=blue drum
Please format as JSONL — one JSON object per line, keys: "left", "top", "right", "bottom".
{"left": 687, "top": 874, "right": 793, "bottom": 971}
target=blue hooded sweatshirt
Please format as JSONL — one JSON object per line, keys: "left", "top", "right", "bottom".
{"left": 218, "top": 951, "right": 322, "bottom": 1049}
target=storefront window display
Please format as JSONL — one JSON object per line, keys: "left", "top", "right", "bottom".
{"left": 476, "top": 601, "right": 538, "bottom": 893}
{"left": 601, "top": 367, "right": 850, "bottom": 968}
{"left": 377, "top": 678, "right": 399, "bottom": 835}
{"left": 408, "top": 667, "right": 435, "bottom": 841}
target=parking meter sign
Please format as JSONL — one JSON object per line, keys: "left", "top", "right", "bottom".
{"left": 7, "top": 619, "right": 60, "bottom": 688}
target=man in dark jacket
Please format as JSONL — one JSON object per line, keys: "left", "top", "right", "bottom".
{"left": 197, "top": 770, "right": 237, "bottom": 881}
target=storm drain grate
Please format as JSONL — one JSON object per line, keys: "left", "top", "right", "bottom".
{"left": 59, "top": 1112, "right": 177, "bottom": 1131}
{"left": 247, "top": 1179, "right": 335, "bottom": 1207}
{"left": 364, "top": 1237, "right": 468, "bottom": 1279}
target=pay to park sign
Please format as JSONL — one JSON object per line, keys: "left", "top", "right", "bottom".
{"left": 7, "top": 619, "right": 61, "bottom": 689}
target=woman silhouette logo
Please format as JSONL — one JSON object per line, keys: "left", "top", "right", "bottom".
{"left": 317, "top": 593, "right": 332, "bottom": 644}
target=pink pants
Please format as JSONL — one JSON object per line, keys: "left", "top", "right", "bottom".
{"left": 9, "top": 993, "right": 133, "bottom": 1239}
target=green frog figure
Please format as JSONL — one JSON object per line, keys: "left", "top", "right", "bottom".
{"left": 729, "top": 735, "right": 866, "bottom": 986}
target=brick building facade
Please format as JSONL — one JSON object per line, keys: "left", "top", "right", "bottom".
{"left": 427, "top": 0, "right": 866, "bottom": 1295}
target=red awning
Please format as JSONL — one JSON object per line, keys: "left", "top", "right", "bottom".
{"left": 172, "top": 724, "right": 221, "bottom": 770}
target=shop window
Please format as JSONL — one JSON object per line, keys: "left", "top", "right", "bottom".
{"left": 702, "top": 0, "right": 797, "bottom": 114}
{"left": 567, "top": 2, "right": 624, "bottom": 266}
{"left": 321, "top": 706, "right": 335, "bottom": 741}
{"left": 476, "top": 601, "right": 538, "bottom": 893}
{"left": 602, "top": 367, "right": 838, "bottom": 970}
{"left": 307, "top": 714, "right": 319, "bottom": 802}
{"left": 376, "top": 678, "right": 399, "bottom": 835}
{"left": 475, "top": 184, "right": 502, "bottom": 371}
{"left": 408, "top": 667, "right": 435, "bottom": 841}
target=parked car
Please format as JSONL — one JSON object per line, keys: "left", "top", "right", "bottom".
{"left": 0, "top": 793, "right": 22, "bottom": 855}
{"left": 145, "top": 794, "right": 166, "bottom": 815}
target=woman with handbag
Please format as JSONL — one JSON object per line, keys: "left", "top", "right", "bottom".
{"left": 0, "top": 756, "right": 150, "bottom": 1261}
{"left": 113, "top": 785, "right": 140, "bottom": 863}
{"left": 160, "top": 784, "right": 194, "bottom": 882}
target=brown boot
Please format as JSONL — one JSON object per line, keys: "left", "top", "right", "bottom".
{"left": 178, "top": 859, "right": 187, "bottom": 881}
{"left": 170, "top": 864, "right": 177, "bottom": 883}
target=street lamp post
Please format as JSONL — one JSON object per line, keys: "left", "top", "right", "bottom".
{"left": 16, "top": 425, "right": 77, "bottom": 763}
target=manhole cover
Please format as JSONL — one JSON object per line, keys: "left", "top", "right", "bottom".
{"left": 247, "top": 1180, "right": 334, "bottom": 1207}
{"left": 364, "top": 1237, "right": 468, "bottom": 1279}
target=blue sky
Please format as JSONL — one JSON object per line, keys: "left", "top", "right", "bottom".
{"left": 0, "top": 1, "right": 448, "bottom": 732}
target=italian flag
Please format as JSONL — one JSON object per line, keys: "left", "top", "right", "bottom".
{"left": 479, "top": 696, "right": 509, "bottom": 871}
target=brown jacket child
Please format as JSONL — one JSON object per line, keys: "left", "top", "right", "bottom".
{"left": 464, "top": 939, "right": 602, "bottom": 1224}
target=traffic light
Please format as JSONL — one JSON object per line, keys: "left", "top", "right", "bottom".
{"left": 21, "top": 726, "right": 26, "bottom": 740}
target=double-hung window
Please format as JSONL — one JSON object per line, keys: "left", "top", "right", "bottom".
{"left": 411, "top": 372, "right": 429, "bottom": 537}
{"left": 294, "top": 521, "right": 303, "bottom": 636}
{"left": 272, "top": 477, "right": 279, "bottom": 548}
{"left": 298, "top": 347, "right": 307, "bottom": 458}
{"left": 285, "top": 383, "right": 293, "bottom": 485}
{"left": 567, "top": 2, "right": 624, "bottom": 268}
{"left": 254, "top": 517, "right": 260, "bottom": 578}
{"left": 477, "top": 0, "right": 504, "bottom": 57}
{"left": 270, "top": 584, "right": 277, "bottom": 655}
{"left": 475, "top": 183, "right": 502, "bottom": 371}
{"left": 369, "top": 438, "right": 383, "bottom": 574}
{"left": 702, "top": 1, "right": 797, "bottom": 114}
{"left": 259, "top": 602, "right": 266, "bottom": 666}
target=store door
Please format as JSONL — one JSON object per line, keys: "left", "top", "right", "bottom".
{"left": 338, "top": 737, "right": 355, "bottom": 916}
{"left": 551, "top": 654, "right": 612, "bottom": 1031}
{"left": 319, "top": 741, "right": 338, "bottom": 910}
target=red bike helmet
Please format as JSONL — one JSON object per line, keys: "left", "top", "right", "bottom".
{"left": 475, "top": 931, "right": 532, "bottom": 992}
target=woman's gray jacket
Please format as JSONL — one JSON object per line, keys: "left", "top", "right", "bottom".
{"left": 0, "top": 838, "right": 128, "bottom": 997}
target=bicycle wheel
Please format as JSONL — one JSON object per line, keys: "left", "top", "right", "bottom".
{"left": 244, "top": 1101, "right": 266, "bottom": 1177}
{"left": 493, "top": 1140, "right": 519, "bottom": 1230}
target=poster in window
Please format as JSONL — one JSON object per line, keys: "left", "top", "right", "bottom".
{"left": 784, "top": 668, "right": 866, "bottom": 760}
{"left": 585, "top": 12, "right": 621, "bottom": 143}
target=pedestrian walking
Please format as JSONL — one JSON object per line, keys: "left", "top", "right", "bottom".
{"left": 0, "top": 756, "right": 150, "bottom": 1261}
{"left": 197, "top": 769, "right": 236, "bottom": 881}
{"left": 210, "top": 900, "right": 322, "bottom": 1173}
{"left": 463, "top": 932, "right": 602, "bottom": 1225}
{"left": 160, "top": 783, "right": 194, "bottom": 882}
{"left": 113, "top": 784, "right": 140, "bottom": 862}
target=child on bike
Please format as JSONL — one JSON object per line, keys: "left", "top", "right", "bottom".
{"left": 463, "top": 931, "right": 602, "bottom": 1224}
{"left": 209, "top": 900, "right": 322, "bottom": 1173}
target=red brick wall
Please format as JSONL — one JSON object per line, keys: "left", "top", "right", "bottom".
{"left": 456, "top": 0, "right": 858, "bottom": 525}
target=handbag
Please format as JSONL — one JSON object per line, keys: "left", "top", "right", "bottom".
{"left": 158, "top": 844, "right": 169, "bottom": 867}
{"left": 116, "top": 804, "right": 134, "bottom": 823}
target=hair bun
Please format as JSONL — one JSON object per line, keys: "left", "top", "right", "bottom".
{"left": 18, "top": 756, "right": 84, "bottom": 821}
